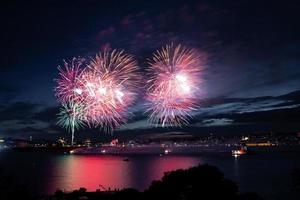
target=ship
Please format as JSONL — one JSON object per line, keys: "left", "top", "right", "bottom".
{"left": 69, "top": 143, "right": 238, "bottom": 155}
{"left": 13, "top": 146, "right": 82, "bottom": 154}
{"left": 232, "top": 145, "right": 248, "bottom": 157}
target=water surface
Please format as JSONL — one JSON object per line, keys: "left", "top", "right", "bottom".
{"left": 0, "top": 151, "right": 299, "bottom": 199}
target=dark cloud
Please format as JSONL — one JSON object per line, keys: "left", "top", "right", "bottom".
{"left": 97, "top": 26, "right": 115, "bottom": 37}
{"left": 120, "top": 90, "right": 300, "bottom": 134}
{"left": 0, "top": 101, "right": 38, "bottom": 121}
{"left": 32, "top": 106, "right": 59, "bottom": 123}
{"left": 0, "top": 84, "right": 23, "bottom": 103}
{"left": 1, "top": 89, "right": 300, "bottom": 140}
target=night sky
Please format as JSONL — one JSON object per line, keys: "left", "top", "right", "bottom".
{"left": 1, "top": 0, "right": 300, "bottom": 140}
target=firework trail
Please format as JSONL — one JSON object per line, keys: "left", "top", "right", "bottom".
{"left": 57, "top": 101, "right": 85, "bottom": 145}
{"left": 146, "top": 44, "right": 202, "bottom": 127}
{"left": 55, "top": 57, "right": 86, "bottom": 145}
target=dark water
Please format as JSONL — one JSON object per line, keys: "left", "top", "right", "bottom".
{"left": 0, "top": 150, "right": 299, "bottom": 199}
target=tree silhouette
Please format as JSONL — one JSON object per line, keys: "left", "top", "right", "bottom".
{"left": 145, "top": 164, "right": 239, "bottom": 200}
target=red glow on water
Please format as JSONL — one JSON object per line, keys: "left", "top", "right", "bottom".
{"left": 46, "top": 155, "right": 202, "bottom": 194}
{"left": 51, "top": 156, "right": 131, "bottom": 192}
{"left": 145, "top": 156, "right": 201, "bottom": 182}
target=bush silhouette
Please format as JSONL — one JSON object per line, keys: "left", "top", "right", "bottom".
{"left": 144, "top": 164, "right": 239, "bottom": 200}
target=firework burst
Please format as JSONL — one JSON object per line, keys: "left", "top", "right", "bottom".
{"left": 55, "top": 49, "right": 140, "bottom": 138}
{"left": 54, "top": 57, "right": 86, "bottom": 104}
{"left": 81, "top": 49, "right": 140, "bottom": 130}
{"left": 57, "top": 101, "right": 86, "bottom": 145}
{"left": 146, "top": 44, "right": 203, "bottom": 127}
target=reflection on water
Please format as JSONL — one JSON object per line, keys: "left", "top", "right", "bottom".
{"left": 52, "top": 156, "right": 131, "bottom": 192}
{"left": 46, "top": 155, "right": 202, "bottom": 193}
{"left": 0, "top": 151, "right": 299, "bottom": 199}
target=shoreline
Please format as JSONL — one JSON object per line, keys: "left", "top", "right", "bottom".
{"left": 9, "top": 145, "right": 300, "bottom": 155}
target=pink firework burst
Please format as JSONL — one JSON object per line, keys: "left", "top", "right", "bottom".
{"left": 54, "top": 57, "right": 86, "bottom": 104}
{"left": 55, "top": 50, "right": 139, "bottom": 133}
{"left": 80, "top": 49, "right": 140, "bottom": 130}
{"left": 146, "top": 44, "right": 203, "bottom": 127}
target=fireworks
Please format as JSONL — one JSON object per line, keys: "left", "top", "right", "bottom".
{"left": 55, "top": 49, "right": 139, "bottom": 143}
{"left": 57, "top": 101, "right": 86, "bottom": 132}
{"left": 55, "top": 57, "right": 86, "bottom": 104}
{"left": 57, "top": 101, "right": 86, "bottom": 145}
{"left": 54, "top": 44, "right": 204, "bottom": 143}
{"left": 145, "top": 44, "right": 202, "bottom": 127}
{"left": 80, "top": 49, "right": 140, "bottom": 130}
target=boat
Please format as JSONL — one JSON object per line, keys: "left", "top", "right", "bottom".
{"left": 232, "top": 145, "right": 247, "bottom": 157}
{"left": 13, "top": 146, "right": 82, "bottom": 154}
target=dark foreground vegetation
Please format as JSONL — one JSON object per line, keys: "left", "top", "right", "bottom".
{"left": 1, "top": 164, "right": 299, "bottom": 200}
